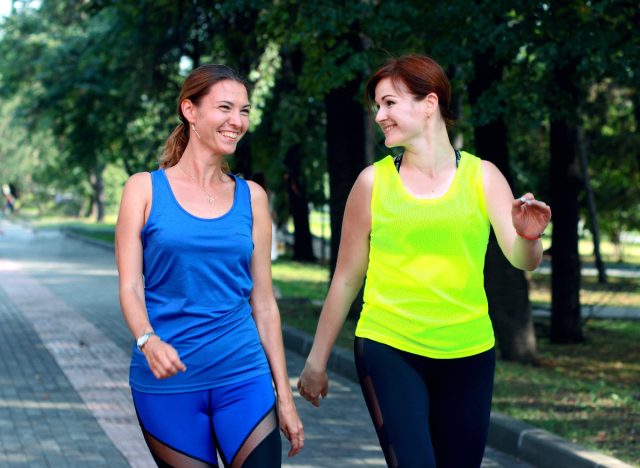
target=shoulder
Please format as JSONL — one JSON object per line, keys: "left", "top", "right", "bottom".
{"left": 246, "top": 179, "right": 268, "bottom": 205}
{"left": 246, "top": 179, "right": 267, "bottom": 198}
{"left": 480, "top": 159, "right": 503, "bottom": 183}
{"left": 352, "top": 164, "right": 375, "bottom": 192}
{"left": 123, "top": 172, "right": 152, "bottom": 196}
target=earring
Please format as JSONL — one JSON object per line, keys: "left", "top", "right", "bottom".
{"left": 191, "top": 124, "right": 202, "bottom": 140}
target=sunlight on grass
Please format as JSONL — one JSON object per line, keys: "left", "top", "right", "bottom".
{"left": 271, "top": 259, "right": 329, "bottom": 302}
{"left": 15, "top": 217, "right": 640, "bottom": 464}
{"left": 493, "top": 320, "right": 640, "bottom": 465}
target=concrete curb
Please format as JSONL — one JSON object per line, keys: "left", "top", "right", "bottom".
{"left": 59, "top": 230, "right": 635, "bottom": 467}
{"left": 281, "top": 324, "right": 634, "bottom": 468}
{"left": 488, "top": 413, "right": 634, "bottom": 468}
{"left": 61, "top": 229, "right": 115, "bottom": 251}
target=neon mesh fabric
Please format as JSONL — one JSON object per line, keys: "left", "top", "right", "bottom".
{"left": 355, "top": 152, "right": 495, "bottom": 358}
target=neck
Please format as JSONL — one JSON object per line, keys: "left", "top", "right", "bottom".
{"left": 178, "top": 146, "right": 226, "bottom": 185}
{"left": 403, "top": 125, "right": 454, "bottom": 175}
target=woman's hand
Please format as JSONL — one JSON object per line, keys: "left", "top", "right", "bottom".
{"left": 512, "top": 193, "right": 552, "bottom": 240}
{"left": 141, "top": 337, "right": 186, "bottom": 379}
{"left": 278, "top": 394, "right": 304, "bottom": 457}
{"left": 297, "top": 361, "right": 329, "bottom": 407}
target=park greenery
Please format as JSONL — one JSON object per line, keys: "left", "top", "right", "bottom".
{"left": 1, "top": 2, "right": 638, "bottom": 359}
{"left": 23, "top": 219, "right": 640, "bottom": 464}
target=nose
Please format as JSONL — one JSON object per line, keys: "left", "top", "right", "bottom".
{"left": 375, "top": 107, "right": 386, "bottom": 124}
{"left": 229, "top": 109, "right": 243, "bottom": 128}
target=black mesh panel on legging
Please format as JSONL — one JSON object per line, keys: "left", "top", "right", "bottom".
{"left": 354, "top": 337, "right": 398, "bottom": 468}
{"left": 141, "top": 425, "right": 217, "bottom": 468}
{"left": 230, "top": 405, "right": 280, "bottom": 468}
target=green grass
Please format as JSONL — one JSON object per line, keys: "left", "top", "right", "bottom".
{"left": 270, "top": 258, "right": 640, "bottom": 465}
{"left": 22, "top": 217, "right": 640, "bottom": 464}
{"left": 529, "top": 274, "right": 640, "bottom": 308}
{"left": 26, "top": 215, "right": 116, "bottom": 243}
{"left": 494, "top": 320, "right": 640, "bottom": 465}
{"left": 272, "top": 259, "right": 329, "bottom": 302}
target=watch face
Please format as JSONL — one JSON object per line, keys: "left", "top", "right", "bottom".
{"left": 137, "top": 334, "right": 149, "bottom": 349}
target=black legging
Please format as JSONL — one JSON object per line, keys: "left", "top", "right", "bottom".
{"left": 354, "top": 338, "right": 495, "bottom": 468}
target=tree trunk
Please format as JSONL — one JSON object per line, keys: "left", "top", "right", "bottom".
{"left": 284, "top": 145, "right": 316, "bottom": 262}
{"left": 325, "top": 78, "right": 367, "bottom": 320}
{"left": 325, "top": 78, "right": 367, "bottom": 273}
{"left": 469, "top": 52, "right": 537, "bottom": 363}
{"left": 577, "top": 128, "right": 606, "bottom": 284}
{"left": 234, "top": 132, "right": 252, "bottom": 179}
{"left": 89, "top": 165, "right": 105, "bottom": 222}
{"left": 549, "top": 119, "right": 583, "bottom": 343}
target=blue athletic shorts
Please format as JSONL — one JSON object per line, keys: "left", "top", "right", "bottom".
{"left": 132, "top": 372, "right": 279, "bottom": 466}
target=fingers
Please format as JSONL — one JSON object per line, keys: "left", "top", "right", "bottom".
{"left": 297, "top": 367, "right": 329, "bottom": 407}
{"left": 279, "top": 405, "right": 304, "bottom": 457}
{"left": 517, "top": 193, "right": 550, "bottom": 209}
{"left": 515, "top": 194, "right": 552, "bottom": 218}
{"left": 516, "top": 193, "right": 535, "bottom": 206}
{"left": 298, "top": 381, "right": 326, "bottom": 407}
{"left": 145, "top": 342, "right": 186, "bottom": 379}
{"left": 287, "top": 428, "right": 304, "bottom": 457}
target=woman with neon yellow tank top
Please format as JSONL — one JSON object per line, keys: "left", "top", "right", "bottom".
{"left": 298, "top": 55, "right": 551, "bottom": 468}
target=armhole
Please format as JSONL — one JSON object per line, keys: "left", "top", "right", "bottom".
{"left": 477, "top": 159, "right": 489, "bottom": 222}
{"left": 240, "top": 176, "right": 254, "bottom": 230}
{"left": 370, "top": 160, "right": 384, "bottom": 232}
{"left": 140, "top": 171, "right": 155, "bottom": 234}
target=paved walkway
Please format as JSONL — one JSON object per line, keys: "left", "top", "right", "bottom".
{"left": 0, "top": 219, "right": 533, "bottom": 467}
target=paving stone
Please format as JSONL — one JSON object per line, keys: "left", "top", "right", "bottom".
{"left": 0, "top": 220, "right": 539, "bottom": 467}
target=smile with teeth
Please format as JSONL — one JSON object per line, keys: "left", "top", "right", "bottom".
{"left": 219, "top": 131, "right": 239, "bottom": 140}
{"left": 381, "top": 124, "right": 396, "bottom": 134}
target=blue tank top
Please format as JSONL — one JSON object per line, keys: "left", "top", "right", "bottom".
{"left": 129, "top": 169, "right": 271, "bottom": 393}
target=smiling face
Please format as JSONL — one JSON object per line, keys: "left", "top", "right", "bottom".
{"left": 187, "top": 79, "right": 250, "bottom": 156}
{"left": 374, "top": 77, "right": 428, "bottom": 149}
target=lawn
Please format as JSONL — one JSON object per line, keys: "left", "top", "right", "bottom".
{"left": 272, "top": 257, "right": 640, "bottom": 465}
{"left": 25, "top": 218, "right": 640, "bottom": 464}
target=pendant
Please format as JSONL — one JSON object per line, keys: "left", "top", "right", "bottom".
{"left": 207, "top": 195, "right": 214, "bottom": 204}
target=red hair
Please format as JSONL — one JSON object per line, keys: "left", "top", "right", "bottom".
{"left": 365, "top": 55, "right": 455, "bottom": 130}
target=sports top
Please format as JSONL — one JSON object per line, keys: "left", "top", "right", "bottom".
{"left": 129, "top": 169, "right": 270, "bottom": 393}
{"left": 355, "top": 152, "right": 495, "bottom": 359}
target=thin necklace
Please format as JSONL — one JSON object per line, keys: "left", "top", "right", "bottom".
{"left": 177, "top": 164, "right": 215, "bottom": 205}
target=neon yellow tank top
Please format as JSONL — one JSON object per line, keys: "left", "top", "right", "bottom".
{"left": 355, "top": 152, "right": 494, "bottom": 359}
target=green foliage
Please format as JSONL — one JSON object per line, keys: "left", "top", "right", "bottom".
{"left": 0, "top": 0, "right": 637, "bottom": 248}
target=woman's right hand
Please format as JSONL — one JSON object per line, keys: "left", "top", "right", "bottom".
{"left": 142, "top": 337, "right": 187, "bottom": 379}
{"left": 297, "top": 360, "right": 329, "bottom": 407}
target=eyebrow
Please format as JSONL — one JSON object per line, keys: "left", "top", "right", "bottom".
{"left": 216, "top": 100, "right": 251, "bottom": 109}
{"left": 380, "top": 94, "right": 397, "bottom": 100}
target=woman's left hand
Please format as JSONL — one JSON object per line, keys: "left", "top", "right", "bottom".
{"left": 278, "top": 393, "right": 304, "bottom": 457}
{"left": 512, "top": 193, "right": 552, "bottom": 239}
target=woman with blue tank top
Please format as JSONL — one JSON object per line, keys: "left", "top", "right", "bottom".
{"left": 115, "top": 64, "right": 303, "bottom": 467}
{"left": 297, "top": 55, "right": 552, "bottom": 467}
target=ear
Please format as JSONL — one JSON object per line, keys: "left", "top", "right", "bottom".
{"left": 424, "top": 92, "right": 439, "bottom": 118}
{"left": 181, "top": 99, "right": 197, "bottom": 124}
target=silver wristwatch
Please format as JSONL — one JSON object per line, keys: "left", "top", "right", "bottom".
{"left": 136, "top": 332, "right": 157, "bottom": 351}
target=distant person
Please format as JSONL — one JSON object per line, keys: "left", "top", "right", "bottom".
{"left": 2, "top": 184, "right": 15, "bottom": 214}
{"left": 252, "top": 172, "right": 279, "bottom": 261}
{"left": 297, "top": 55, "right": 551, "bottom": 467}
{"left": 115, "top": 64, "right": 303, "bottom": 467}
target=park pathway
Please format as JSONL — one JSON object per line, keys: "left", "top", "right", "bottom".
{"left": 0, "top": 218, "right": 530, "bottom": 467}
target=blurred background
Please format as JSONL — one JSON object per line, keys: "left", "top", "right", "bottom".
{"left": 0, "top": 1, "right": 638, "bottom": 462}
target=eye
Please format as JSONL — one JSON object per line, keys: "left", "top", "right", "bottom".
{"left": 385, "top": 100, "right": 395, "bottom": 107}
{"left": 240, "top": 108, "right": 250, "bottom": 116}
{"left": 219, "top": 105, "right": 231, "bottom": 111}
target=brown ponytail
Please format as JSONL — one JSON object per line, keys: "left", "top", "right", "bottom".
{"left": 159, "top": 64, "right": 247, "bottom": 171}
{"left": 160, "top": 122, "right": 189, "bottom": 169}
